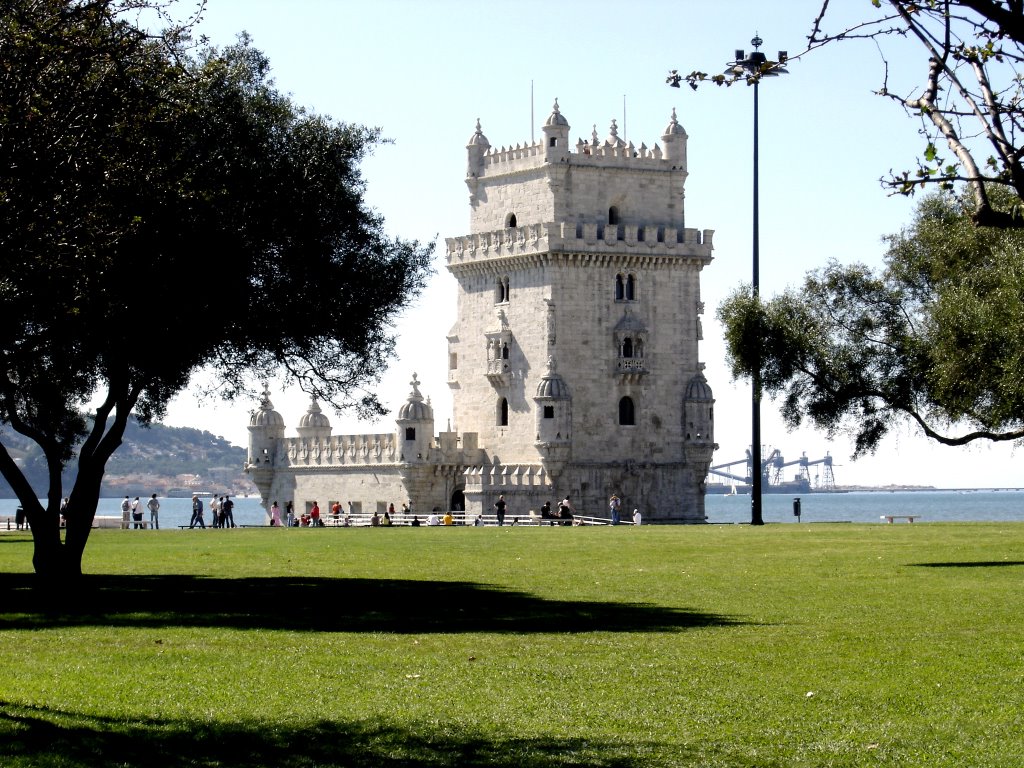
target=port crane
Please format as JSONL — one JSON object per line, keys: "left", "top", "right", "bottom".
{"left": 709, "top": 449, "right": 837, "bottom": 491}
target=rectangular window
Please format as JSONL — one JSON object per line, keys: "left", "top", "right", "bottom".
{"left": 449, "top": 353, "right": 458, "bottom": 370}
{"left": 543, "top": 406, "right": 555, "bottom": 419}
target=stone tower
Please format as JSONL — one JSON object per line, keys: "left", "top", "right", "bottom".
{"left": 445, "top": 102, "right": 717, "bottom": 522}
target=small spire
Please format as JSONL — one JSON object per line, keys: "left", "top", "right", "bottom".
{"left": 408, "top": 373, "right": 423, "bottom": 401}
{"left": 259, "top": 382, "right": 274, "bottom": 410}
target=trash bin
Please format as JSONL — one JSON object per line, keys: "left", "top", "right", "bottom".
{"left": 792, "top": 497, "right": 801, "bottom": 522}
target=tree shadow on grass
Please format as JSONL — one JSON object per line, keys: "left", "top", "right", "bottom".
{"left": 0, "top": 701, "right": 690, "bottom": 768}
{"left": 0, "top": 574, "right": 743, "bottom": 633}
{"left": 911, "top": 561, "right": 1024, "bottom": 568}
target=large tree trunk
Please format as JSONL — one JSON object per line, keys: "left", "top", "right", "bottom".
{"left": 24, "top": 403, "right": 128, "bottom": 581}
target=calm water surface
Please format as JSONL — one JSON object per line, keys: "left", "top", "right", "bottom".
{"left": 2, "top": 490, "right": 1023, "bottom": 526}
{"left": 705, "top": 489, "right": 1024, "bottom": 524}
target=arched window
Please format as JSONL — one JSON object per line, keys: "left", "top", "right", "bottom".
{"left": 405, "top": 427, "right": 416, "bottom": 440}
{"left": 505, "top": 213, "right": 517, "bottom": 228}
{"left": 622, "top": 338, "right": 634, "bottom": 358}
{"left": 499, "top": 398, "right": 509, "bottom": 426}
{"left": 618, "top": 396, "right": 635, "bottom": 426}
{"left": 608, "top": 206, "right": 620, "bottom": 225}
{"left": 549, "top": 136, "right": 558, "bottom": 147}
{"left": 615, "top": 274, "right": 625, "bottom": 301}
{"left": 495, "top": 276, "right": 509, "bottom": 304}
{"left": 625, "top": 274, "right": 636, "bottom": 301}
{"left": 501, "top": 343, "right": 509, "bottom": 360}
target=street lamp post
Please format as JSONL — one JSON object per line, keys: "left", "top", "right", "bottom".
{"left": 726, "top": 36, "right": 787, "bottom": 526}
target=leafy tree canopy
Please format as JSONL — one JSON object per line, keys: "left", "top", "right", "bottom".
{"left": 718, "top": 186, "right": 1024, "bottom": 456}
{"left": 0, "top": 0, "right": 433, "bottom": 578}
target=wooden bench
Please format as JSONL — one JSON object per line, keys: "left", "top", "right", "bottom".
{"left": 881, "top": 515, "right": 920, "bottom": 524}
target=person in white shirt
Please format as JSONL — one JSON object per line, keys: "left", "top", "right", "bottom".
{"left": 426, "top": 513, "right": 441, "bottom": 526}
{"left": 633, "top": 508, "right": 642, "bottom": 526}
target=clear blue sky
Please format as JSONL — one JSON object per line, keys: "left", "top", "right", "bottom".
{"left": 161, "top": 0, "right": 1020, "bottom": 489}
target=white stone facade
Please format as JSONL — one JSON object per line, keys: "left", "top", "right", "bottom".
{"left": 246, "top": 102, "right": 717, "bottom": 523}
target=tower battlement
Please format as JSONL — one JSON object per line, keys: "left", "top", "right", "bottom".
{"left": 478, "top": 134, "right": 670, "bottom": 174}
{"left": 464, "top": 102, "right": 691, "bottom": 235}
{"left": 445, "top": 221, "right": 713, "bottom": 271}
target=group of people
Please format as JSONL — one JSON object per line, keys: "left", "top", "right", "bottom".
{"left": 188, "top": 494, "right": 235, "bottom": 529}
{"left": 268, "top": 499, "right": 361, "bottom": 527}
{"left": 493, "top": 493, "right": 642, "bottom": 526}
{"left": 121, "top": 494, "right": 162, "bottom": 529}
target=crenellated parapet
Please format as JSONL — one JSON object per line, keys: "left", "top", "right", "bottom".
{"left": 281, "top": 432, "right": 400, "bottom": 467}
{"left": 478, "top": 136, "right": 669, "bottom": 174}
{"left": 462, "top": 463, "right": 552, "bottom": 491}
{"left": 445, "top": 221, "right": 713, "bottom": 271}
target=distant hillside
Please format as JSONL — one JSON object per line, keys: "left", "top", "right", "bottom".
{"left": 0, "top": 419, "right": 255, "bottom": 498}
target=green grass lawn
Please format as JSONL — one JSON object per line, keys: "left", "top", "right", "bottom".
{"left": 1, "top": 523, "right": 1022, "bottom": 767}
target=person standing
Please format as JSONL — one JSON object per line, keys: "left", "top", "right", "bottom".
{"left": 222, "top": 495, "right": 236, "bottom": 528}
{"left": 120, "top": 496, "right": 131, "bottom": 529}
{"left": 310, "top": 501, "right": 321, "bottom": 527}
{"left": 609, "top": 494, "right": 621, "bottom": 525}
{"left": 286, "top": 500, "right": 295, "bottom": 527}
{"left": 147, "top": 493, "right": 160, "bottom": 530}
{"left": 493, "top": 494, "right": 507, "bottom": 526}
{"left": 131, "top": 496, "right": 143, "bottom": 529}
{"left": 190, "top": 495, "right": 205, "bottom": 529}
{"left": 209, "top": 495, "right": 221, "bottom": 529}
{"left": 271, "top": 501, "right": 282, "bottom": 527}
{"left": 559, "top": 494, "right": 575, "bottom": 525}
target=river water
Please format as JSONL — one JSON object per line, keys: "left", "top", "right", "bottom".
{"left": 1, "top": 490, "right": 1023, "bottom": 527}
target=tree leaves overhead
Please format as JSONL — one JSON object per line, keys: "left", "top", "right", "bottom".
{"left": 718, "top": 188, "right": 1024, "bottom": 456}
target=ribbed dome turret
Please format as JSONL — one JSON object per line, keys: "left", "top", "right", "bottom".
{"left": 662, "top": 107, "right": 687, "bottom": 138}
{"left": 535, "top": 357, "right": 571, "bottom": 400}
{"left": 467, "top": 118, "right": 490, "bottom": 148}
{"left": 685, "top": 371, "right": 714, "bottom": 401}
{"left": 250, "top": 386, "right": 285, "bottom": 428}
{"left": 298, "top": 397, "right": 331, "bottom": 430}
{"left": 544, "top": 99, "right": 569, "bottom": 128}
{"left": 397, "top": 374, "right": 434, "bottom": 421}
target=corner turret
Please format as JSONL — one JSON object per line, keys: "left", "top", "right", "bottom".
{"left": 396, "top": 373, "right": 435, "bottom": 461}
{"left": 533, "top": 356, "right": 572, "bottom": 479}
{"left": 661, "top": 107, "right": 688, "bottom": 166}
{"left": 466, "top": 118, "right": 490, "bottom": 177}
{"left": 542, "top": 99, "right": 570, "bottom": 162}
{"left": 247, "top": 385, "right": 286, "bottom": 504}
